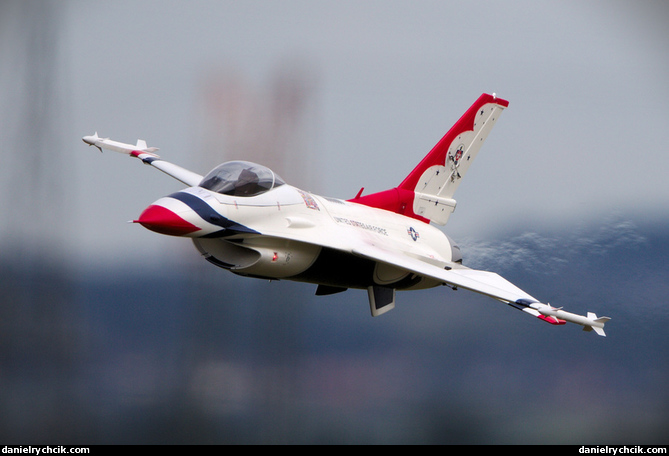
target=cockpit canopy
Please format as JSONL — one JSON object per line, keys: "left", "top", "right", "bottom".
{"left": 199, "top": 161, "right": 285, "bottom": 197}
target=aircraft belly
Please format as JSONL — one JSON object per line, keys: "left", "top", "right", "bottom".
{"left": 290, "top": 247, "right": 375, "bottom": 289}
{"left": 290, "top": 247, "right": 438, "bottom": 291}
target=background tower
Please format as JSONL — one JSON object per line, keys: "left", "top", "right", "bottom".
{"left": 197, "top": 60, "right": 319, "bottom": 191}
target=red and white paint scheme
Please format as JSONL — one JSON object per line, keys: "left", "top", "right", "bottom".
{"left": 83, "top": 93, "right": 610, "bottom": 335}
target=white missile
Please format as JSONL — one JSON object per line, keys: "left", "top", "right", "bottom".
{"left": 531, "top": 303, "right": 610, "bottom": 336}
{"left": 83, "top": 133, "right": 203, "bottom": 186}
{"left": 82, "top": 132, "right": 159, "bottom": 157}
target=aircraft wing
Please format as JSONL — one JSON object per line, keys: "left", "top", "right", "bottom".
{"left": 83, "top": 133, "right": 203, "bottom": 186}
{"left": 350, "top": 240, "right": 610, "bottom": 335}
{"left": 351, "top": 241, "right": 537, "bottom": 303}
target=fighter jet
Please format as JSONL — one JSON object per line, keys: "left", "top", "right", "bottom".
{"left": 83, "top": 93, "right": 610, "bottom": 336}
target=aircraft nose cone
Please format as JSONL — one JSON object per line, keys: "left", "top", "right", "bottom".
{"left": 134, "top": 204, "right": 201, "bottom": 236}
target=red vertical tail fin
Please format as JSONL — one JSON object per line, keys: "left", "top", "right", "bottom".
{"left": 350, "top": 93, "right": 509, "bottom": 225}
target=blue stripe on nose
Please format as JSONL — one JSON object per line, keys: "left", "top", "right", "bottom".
{"left": 168, "top": 192, "right": 259, "bottom": 236}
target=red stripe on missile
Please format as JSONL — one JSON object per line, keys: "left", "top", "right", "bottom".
{"left": 537, "top": 314, "right": 566, "bottom": 325}
{"left": 134, "top": 204, "right": 201, "bottom": 236}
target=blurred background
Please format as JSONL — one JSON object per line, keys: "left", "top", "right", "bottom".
{"left": 1, "top": 0, "right": 667, "bottom": 444}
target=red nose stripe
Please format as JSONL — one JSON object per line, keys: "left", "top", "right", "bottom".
{"left": 134, "top": 204, "right": 201, "bottom": 236}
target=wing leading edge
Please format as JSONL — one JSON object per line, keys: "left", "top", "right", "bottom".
{"left": 352, "top": 242, "right": 610, "bottom": 336}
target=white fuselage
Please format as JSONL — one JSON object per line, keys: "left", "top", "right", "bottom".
{"left": 145, "top": 183, "right": 458, "bottom": 291}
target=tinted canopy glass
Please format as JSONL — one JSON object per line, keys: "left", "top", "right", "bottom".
{"left": 199, "top": 161, "right": 285, "bottom": 197}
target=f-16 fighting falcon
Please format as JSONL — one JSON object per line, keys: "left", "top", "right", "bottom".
{"left": 83, "top": 93, "right": 610, "bottom": 336}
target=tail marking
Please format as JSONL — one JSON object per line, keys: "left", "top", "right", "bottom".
{"left": 350, "top": 93, "right": 509, "bottom": 225}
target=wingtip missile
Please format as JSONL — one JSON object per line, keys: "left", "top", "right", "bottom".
{"left": 532, "top": 303, "right": 610, "bottom": 336}
{"left": 82, "top": 132, "right": 97, "bottom": 145}
{"left": 82, "top": 133, "right": 160, "bottom": 158}
{"left": 82, "top": 132, "right": 103, "bottom": 152}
